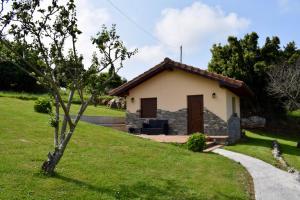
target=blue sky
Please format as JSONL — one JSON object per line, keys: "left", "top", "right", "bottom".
{"left": 75, "top": 0, "right": 300, "bottom": 80}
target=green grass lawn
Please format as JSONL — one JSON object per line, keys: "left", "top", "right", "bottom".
{"left": 68, "top": 104, "right": 124, "bottom": 117}
{"left": 0, "top": 91, "right": 124, "bottom": 117}
{"left": 0, "top": 91, "right": 49, "bottom": 100}
{"left": 0, "top": 90, "right": 91, "bottom": 103}
{"left": 225, "top": 130, "right": 300, "bottom": 170}
{"left": 288, "top": 109, "right": 300, "bottom": 118}
{"left": 0, "top": 97, "right": 253, "bottom": 199}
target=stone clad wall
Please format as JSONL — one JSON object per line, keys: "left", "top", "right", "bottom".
{"left": 157, "top": 109, "right": 187, "bottom": 134}
{"left": 126, "top": 110, "right": 144, "bottom": 129}
{"left": 203, "top": 108, "right": 228, "bottom": 135}
{"left": 126, "top": 108, "right": 241, "bottom": 143}
{"left": 227, "top": 114, "right": 241, "bottom": 143}
{"left": 126, "top": 109, "right": 187, "bottom": 134}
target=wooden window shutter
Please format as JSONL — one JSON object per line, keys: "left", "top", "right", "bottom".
{"left": 141, "top": 98, "right": 157, "bottom": 118}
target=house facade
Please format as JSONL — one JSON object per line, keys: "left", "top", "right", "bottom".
{"left": 110, "top": 58, "right": 253, "bottom": 143}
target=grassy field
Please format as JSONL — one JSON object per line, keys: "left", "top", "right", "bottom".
{"left": 0, "top": 91, "right": 124, "bottom": 117}
{"left": 0, "top": 90, "right": 113, "bottom": 105}
{"left": 288, "top": 109, "right": 300, "bottom": 118}
{"left": 0, "top": 91, "right": 49, "bottom": 100}
{"left": 68, "top": 104, "right": 124, "bottom": 117}
{"left": 225, "top": 130, "right": 300, "bottom": 170}
{"left": 0, "top": 90, "right": 93, "bottom": 102}
{"left": 0, "top": 97, "right": 253, "bottom": 199}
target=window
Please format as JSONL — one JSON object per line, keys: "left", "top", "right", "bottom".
{"left": 232, "top": 97, "right": 236, "bottom": 114}
{"left": 141, "top": 98, "right": 157, "bottom": 118}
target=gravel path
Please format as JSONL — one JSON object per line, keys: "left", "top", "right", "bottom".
{"left": 213, "top": 148, "right": 300, "bottom": 200}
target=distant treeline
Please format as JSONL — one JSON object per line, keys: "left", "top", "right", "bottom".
{"left": 0, "top": 41, "right": 126, "bottom": 94}
{"left": 0, "top": 61, "right": 47, "bottom": 93}
{"left": 208, "top": 32, "right": 300, "bottom": 118}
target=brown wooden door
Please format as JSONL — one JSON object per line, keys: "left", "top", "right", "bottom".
{"left": 187, "top": 95, "right": 204, "bottom": 134}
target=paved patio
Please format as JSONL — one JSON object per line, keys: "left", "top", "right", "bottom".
{"left": 136, "top": 134, "right": 189, "bottom": 143}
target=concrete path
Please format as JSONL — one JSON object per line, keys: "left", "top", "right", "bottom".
{"left": 213, "top": 148, "right": 300, "bottom": 200}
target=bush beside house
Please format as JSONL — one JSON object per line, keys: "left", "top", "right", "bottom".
{"left": 187, "top": 133, "right": 206, "bottom": 152}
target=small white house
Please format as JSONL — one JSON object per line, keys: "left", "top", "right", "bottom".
{"left": 110, "top": 58, "right": 253, "bottom": 143}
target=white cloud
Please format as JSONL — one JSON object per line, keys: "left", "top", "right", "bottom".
{"left": 75, "top": 0, "right": 111, "bottom": 67}
{"left": 120, "top": 45, "right": 169, "bottom": 79}
{"left": 155, "top": 1, "right": 250, "bottom": 51}
{"left": 119, "top": 1, "right": 250, "bottom": 80}
{"left": 6, "top": 1, "right": 249, "bottom": 80}
{"left": 34, "top": 0, "right": 110, "bottom": 68}
{"left": 120, "top": 1, "right": 250, "bottom": 80}
{"left": 131, "top": 45, "right": 167, "bottom": 64}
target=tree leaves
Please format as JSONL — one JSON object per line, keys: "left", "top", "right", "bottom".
{"left": 208, "top": 32, "right": 300, "bottom": 115}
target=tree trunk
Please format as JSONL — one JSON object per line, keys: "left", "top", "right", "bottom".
{"left": 41, "top": 97, "right": 91, "bottom": 174}
{"left": 54, "top": 94, "right": 59, "bottom": 148}
{"left": 41, "top": 132, "right": 72, "bottom": 175}
{"left": 60, "top": 89, "right": 75, "bottom": 143}
{"left": 41, "top": 148, "right": 64, "bottom": 175}
{"left": 41, "top": 124, "right": 77, "bottom": 174}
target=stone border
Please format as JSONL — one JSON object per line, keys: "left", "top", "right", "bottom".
{"left": 272, "top": 140, "right": 300, "bottom": 182}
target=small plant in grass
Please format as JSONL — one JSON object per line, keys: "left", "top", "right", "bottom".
{"left": 187, "top": 133, "right": 206, "bottom": 152}
{"left": 34, "top": 97, "right": 52, "bottom": 114}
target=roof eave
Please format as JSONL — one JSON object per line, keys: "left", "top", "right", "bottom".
{"left": 219, "top": 81, "right": 254, "bottom": 97}
{"left": 108, "top": 58, "right": 254, "bottom": 98}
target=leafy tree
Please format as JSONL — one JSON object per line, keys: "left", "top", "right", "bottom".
{"left": 283, "top": 41, "right": 300, "bottom": 64}
{"left": 208, "top": 32, "right": 300, "bottom": 116}
{"left": 97, "top": 72, "right": 127, "bottom": 94}
{"left": 0, "top": 41, "right": 47, "bottom": 92}
{"left": 0, "top": 0, "right": 137, "bottom": 174}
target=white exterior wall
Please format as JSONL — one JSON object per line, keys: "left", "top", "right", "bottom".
{"left": 126, "top": 69, "right": 240, "bottom": 121}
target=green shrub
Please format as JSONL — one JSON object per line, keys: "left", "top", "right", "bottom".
{"left": 187, "top": 133, "right": 206, "bottom": 152}
{"left": 34, "top": 97, "right": 52, "bottom": 114}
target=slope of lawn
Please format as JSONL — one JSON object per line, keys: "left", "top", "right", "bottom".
{"left": 0, "top": 90, "right": 90, "bottom": 102}
{"left": 0, "top": 90, "right": 49, "bottom": 100}
{"left": 68, "top": 104, "right": 124, "bottom": 117}
{"left": 0, "top": 91, "right": 125, "bottom": 117}
{"left": 0, "top": 97, "right": 252, "bottom": 199}
{"left": 225, "top": 130, "right": 300, "bottom": 170}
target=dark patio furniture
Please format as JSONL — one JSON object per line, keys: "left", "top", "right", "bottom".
{"left": 141, "top": 120, "right": 169, "bottom": 135}
{"left": 128, "top": 127, "right": 140, "bottom": 134}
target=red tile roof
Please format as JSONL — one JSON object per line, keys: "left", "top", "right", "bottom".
{"left": 109, "top": 57, "right": 254, "bottom": 97}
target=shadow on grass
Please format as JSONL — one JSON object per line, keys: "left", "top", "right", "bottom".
{"left": 52, "top": 174, "right": 203, "bottom": 199}
{"left": 252, "top": 129, "right": 300, "bottom": 142}
{"left": 280, "top": 144, "right": 300, "bottom": 157}
{"left": 231, "top": 130, "right": 300, "bottom": 157}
